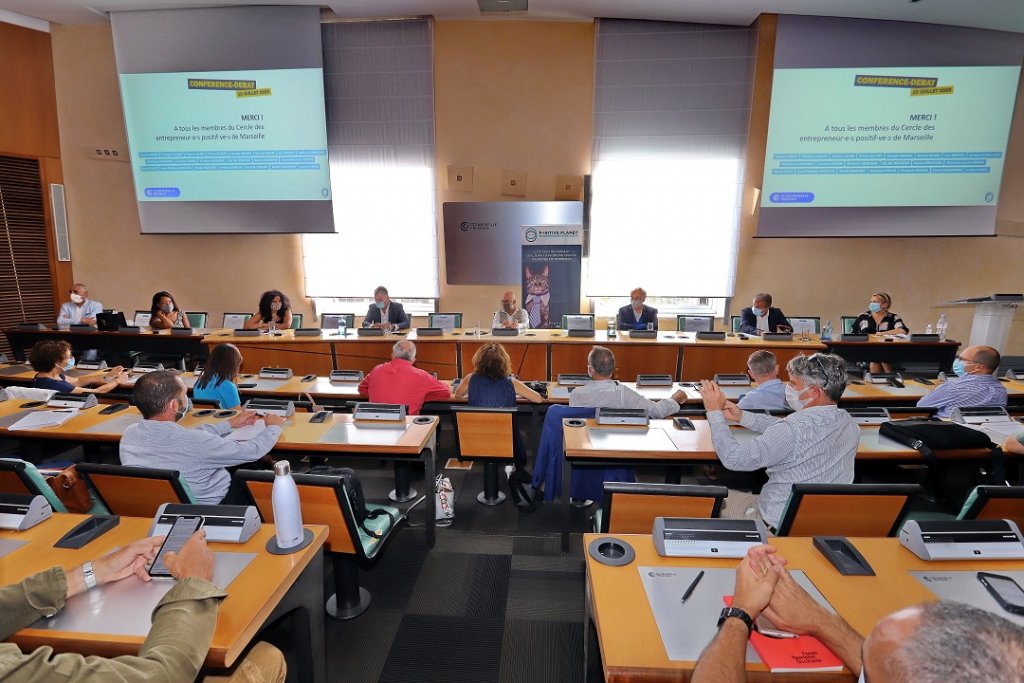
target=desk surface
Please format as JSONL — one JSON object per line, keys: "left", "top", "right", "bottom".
{"left": 586, "top": 534, "right": 1024, "bottom": 682}
{"left": 0, "top": 514, "right": 326, "bottom": 667}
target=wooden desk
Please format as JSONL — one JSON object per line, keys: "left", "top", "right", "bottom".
{"left": 825, "top": 335, "right": 959, "bottom": 373}
{"left": 558, "top": 418, "right": 1005, "bottom": 549}
{"left": 585, "top": 534, "right": 1024, "bottom": 682}
{"left": 0, "top": 514, "right": 327, "bottom": 683}
{"left": 0, "top": 402, "right": 441, "bottom": 547}
{"left": 4, "top": 326, "right": 209, "bottom": 363}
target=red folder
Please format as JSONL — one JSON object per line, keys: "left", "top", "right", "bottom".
{"left": 724, "top": 596, "right": 844, "bottom": 673}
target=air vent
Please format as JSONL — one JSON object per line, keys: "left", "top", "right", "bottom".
{"left": 478, "top": 0, "right": 527, "bottom": 13}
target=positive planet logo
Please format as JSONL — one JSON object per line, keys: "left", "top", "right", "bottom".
{"left": 524, "top": 228, "right": 538, "bottom": 242}
{"left": 460, "top": 221, "right": 469, "bottom": 232}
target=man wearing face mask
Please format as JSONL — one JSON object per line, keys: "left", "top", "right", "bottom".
{"left": 492, "top": 290, "right": 529, "bottom": 329}
{"left": 362, "top": 285, "right": 411, "bottom": 331}
{"left": 57, "top": 283, "right": 104, "bottom": 327}
{"left": 739, "top": 293, "right": 791, "bottom": 335}
{"left": 616, "top": 287, "right": 659, "bottom": 331}
{"left": 120, "top": 371, "right": 285, "bottom": 504}
{"left": 699, "top": 353, "right": 859, "bottom": 532}
{"left": 916, "top": 345, "right": 1006, "bottom": 418}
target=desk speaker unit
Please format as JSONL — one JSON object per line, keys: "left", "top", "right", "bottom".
{"left": 762, "top": 332, "right": 793, "bottom": 341}
{"left": 841, "top": 333, "right": 869, "bottom": 342}
{"left": 294, "top": 328, "right": 321, "bottom": 337}
{"left": 636, "top": 374, "right": 673, "bottom": 387}
{"left": 713, "top": 373, "right": 751, "bottom": 386}
{"left": 695, "top": 331, "right": 725, "bottom": 340}
{"left": 909, "top": 333, "right": 941, "bottom": 342}
{"left": 329, "top": 370, "right": 364, "bottom": 383}
{"left": 416, "top": 327, "right": 443, "bottom": 336}
{"left": 846, "top": 406, "right": 891, "bottom": 425}
{"left": 233, "top": 328, "right": 260, "bottom": 337}
{"left": 149, "top": 503, "right": 260, "bottom": 544}
{"left": 628, "top": 329, "right": 656, "bottom": 339}
{"left": 354, "top": 402, "right": 407, "bottom": 421}
{"left": 492, "top": 327, "right": 519, "bottom": 337}
{"left": 595, "top": 407, "right": 649, "bottom": 426}
{"left": 77, "top": 360, "right": 107, "bottom": 371}
{"left": 0, "top": 494, "right": 53, "bottom": 531}
{"left": 899, "top": 519, "right": 1024, "bottom": 561}
{"left": 258, "top": 367, "right": 294, "bottom": 380}
{"left": 46, "top": 392, "right": 97, "bottom": 409}
{"left": 864, "top": 372, "right": 905, "bottom": 388}
{"left": 132, "top": 362, "right": 164, "bottom": 373}
{"left": 243, "top": 398, "right": 295, "bottom": 417}
{"left": 357, "top": 328, "right": 384, "bottom": 336}
{"left": 951, "top": 406, "right": 1011, "bottom": 425}
{"left": 653, "top": 517, "right": 769, "bottom": 558}
{"left": 118, "top": 325, "right": 142, "bottom": 333}
{"left": 556, "top": 374, "right": 591, "bottom": 386}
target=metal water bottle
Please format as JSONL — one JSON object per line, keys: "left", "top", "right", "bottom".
{"left": 272, "top": 461, "right": 304, "bottom": 549}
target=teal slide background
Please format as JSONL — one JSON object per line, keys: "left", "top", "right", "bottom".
{"left": 120, "top": 68, "right": 331, "bottom": 202}
{"left": 761, "top": 66, "right": 1021, "bottom": 208}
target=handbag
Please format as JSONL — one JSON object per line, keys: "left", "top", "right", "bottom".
{"left": 46, "top": 465, "right": 93, "bottom": 514}
{"left": 435, "top": 474, "right": 455, "bottom": 526}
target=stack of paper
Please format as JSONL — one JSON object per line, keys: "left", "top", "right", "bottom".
{"left": 8, "top": 409, "right": 79, "bottom": 431}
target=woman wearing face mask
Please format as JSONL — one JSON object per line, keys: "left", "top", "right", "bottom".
{"left": 243, "top": 290, "right": 292, "bottom": 331}
{"left": 616, "top": 287, "right": 659, "bottom": 331}
{"left": 148, "top": 291, "right": 191, "bottom": 330}
{"left": 852, "top": 292, "right": 908, "bottom": 373}
{"left": 29, "top": 340, "right": 124, "bottom": 394}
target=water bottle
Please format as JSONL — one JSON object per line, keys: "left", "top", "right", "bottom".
{"left": 821, "top": 319, "right": 832, "bottom": 341}
{"left": 925, "top": 323, "right": 933, "bottom": 335}
{"left": 272, "top": 461, "right": 304, "bottom": 549}
{"left": 338, "top": 315, "right": 347, "bottom": 337}
{"left": 936, "top": 314, "right": 948, "bottom": 342}
{"left": 607, "top": 318, "right": 617, "bottom": 338}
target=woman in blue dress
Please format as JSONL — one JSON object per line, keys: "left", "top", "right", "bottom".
{"left": 193, "top": 343, "right": 243, "bottom": 409}
{"left": 454, "top": 342, "right": 542, "bottom": 469}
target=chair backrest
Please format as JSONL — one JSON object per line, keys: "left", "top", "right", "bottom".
{"left": 185, "top": 311, "right": 208, "bottom": 328}
{"left": 223, "top": 312, "right": 250, "bottom": 328}
{"left": 238, "top": 470, "right": 358, "bottom": 555}
{"left": 561, "top": 314, "right": 595, "bottom": 330}
{"left": 321, "top": 313, "right": 355, "bottom": 330}
{"left": 676, "top": 315, "right": 715, "bottom": 333}
{"left": 451, "top": 406, "right": 515, "bottom": 460}
{"left": 730, "top": 315, "right": 742, "bottom": 333}
{"left": 841, "top": 316, "right": 858, "bottom": 334}
{"left": 788, "top": 316, "right": 821, "bottom": 334}
{"left": 134, "top": 310, "right": 152, "bottom": 327}
{"left": 77, "top": 463, "right": 195, "bottom": 517}
{"left": 290, "top": 313, "right": 304, "bottom": 329}
{"left": 776, "top": 483, "right": 921, "bottom": 537}
{"left": 0, "top": 458, "right": 67, "bottom": 512}
{"left": 959, "top": 485, "right": 1024, "bottom": 529}
{"left": 428, "top": 313, "right": 462, "bottom": 330}
{"left": 600, "top": 482, "right": 728, "bottom": 533}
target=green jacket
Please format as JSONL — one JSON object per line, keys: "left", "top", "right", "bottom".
{"left": 0, "top": 566, "right": 226, "bottom": 682}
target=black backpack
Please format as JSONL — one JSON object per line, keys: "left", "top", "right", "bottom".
{"left": 308, "top": 465, "right": 396, "bottom": 538}
{"left": 507, "top": 467, "right": 541, "bottom": 512}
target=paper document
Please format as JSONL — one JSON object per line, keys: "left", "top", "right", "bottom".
{"left": 965, "top": 421, "right": 1023, "bottom": 441}
{"left": 227, "top": 419, "right": 267, "bottom": 442}
{"left": 8, "top": 409, "right": 79, "bottom": 431}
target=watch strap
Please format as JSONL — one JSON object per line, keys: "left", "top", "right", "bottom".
{"left": 81, "top": 561, "right": 97, "bottom": 590}
{"left": 717, "top": 606, "right": 754, "bottom": 634}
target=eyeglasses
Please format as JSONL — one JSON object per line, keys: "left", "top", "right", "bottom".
{"left": 955, "top": 355, "right": 979, "bottom": 364}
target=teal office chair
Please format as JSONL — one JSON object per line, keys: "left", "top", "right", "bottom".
{"left": 428, "top": 313, "right": 463, "bottom": 329}
{"left": 185, "top": 311, "right": 208, "bottom": 328}
{"left": 676, "top": 315, "right": 715, "bottom": 333}
{"left": 730, "top": 316, "right": 742, "bottom": 333}
{"left": 841, "top": 316, "right": 858, "bottom": 334}
{"left": 291, "top": 313, "right": 304, "bottom": 329}
{"left": 561, "top": 314, "right": 595, "bottom": 330}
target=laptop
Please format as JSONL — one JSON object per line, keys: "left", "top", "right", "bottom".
{"left": 96, "top": 311, "right": 128, "bottom": 331}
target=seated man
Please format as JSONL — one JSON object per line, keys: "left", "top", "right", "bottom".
{"left": 739, "top": 292, "right": 791, "bottom": 335}
{"left": 358, "top": 340, "right": 451, "bottom": 414}
{"left": 56, "top": 283, "right": 103, "bottom": 327}
{"left": 570, "top": 346, "right": 685, "bottom": 418}
{"left": 120, "top": 370, "right": 285, "bottom": 504}
{"left": 736, "top": 349, "right": 787, "bottom": 412}
{"left": 700, "top": 353, "right": 859, "bottom": 531}
{"left": 492, "top": 290, "right": 529, "bottom": 329}
{"left": 693, "top": 545, "right": 1024, "bottom": 682}
{"left": 917, "top": 345, "right": 1007, "bottom": 418}
{"left": 361, "top": 285, "right": 411, "bottom": 331}
{"left": 616, "top": 287, "right": 658, "bottom": 331}
{"left": 0, "top": 530, "right": 286, "bottom": 682}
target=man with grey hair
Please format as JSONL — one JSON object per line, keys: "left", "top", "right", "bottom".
{"left": 570, "top": 345, "right": 686, "bottom": 418}
{"left": 736, "top": 349, "right": 787, "bottom": 411}
{"left": 358, "top": 340, "right": 450, "bottom": 414}
{"left": 57, "top": 283, "right": 103, "bottom": 327}
{"left": 699, "top": 353, "right": 858, "bottom": 531}
{"left": 693, "top": 544, "right": 1024, "bottom": 682}
{"left": 362, "top": 285, "right": 411, "bottom": 330}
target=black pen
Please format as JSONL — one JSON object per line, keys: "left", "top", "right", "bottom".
{"left": 680, "top": 570, "right": 704, "bottom": 604}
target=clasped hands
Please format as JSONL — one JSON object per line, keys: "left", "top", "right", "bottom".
{"left": 699, "top": 380, "right": 742, "bottom": 421}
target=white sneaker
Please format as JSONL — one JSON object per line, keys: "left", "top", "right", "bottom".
{"left": 504, "top": 465, "right": 514, "bottom": 478}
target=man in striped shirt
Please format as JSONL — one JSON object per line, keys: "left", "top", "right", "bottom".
{"left": 700, "top": 353, "right": 859, "bottom": 531}
{"left": 916, "top": 345, "right": 1006, "bottom": 418}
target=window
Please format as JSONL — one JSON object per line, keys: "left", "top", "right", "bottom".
{"left": 302, "top": 19, "right": 438, "bottom": 301}
{"left": 588, "top": 20, "right": 755, "bottom": 299}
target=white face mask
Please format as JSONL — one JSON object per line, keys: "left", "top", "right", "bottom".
{"left": 70, "top": 293, "right": 84, "bottom": 304}
{"left": 857, "top": 667, "right": 866, "bottom": 683}
{"left": 270, "top": 302, "right": 282, "bottom": 312}
{"left": 785, "top": 383, "right": 812, "bottom": 411}
{"left": 631, "top": 298, "right": 643, "bottom": 308}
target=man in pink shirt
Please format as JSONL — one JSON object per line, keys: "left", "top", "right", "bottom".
{"left": 358, "top": 340, "right": 451, "bottom": 414}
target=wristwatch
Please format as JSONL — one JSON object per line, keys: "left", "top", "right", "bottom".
{"left": 81, "top": 561, "right": 97, "bottom": 590}
{"left": 718, "top": 606, "right": 754, "bottom": 634}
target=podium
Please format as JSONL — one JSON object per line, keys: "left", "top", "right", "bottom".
{"left": 943, "top": 294, "right": 1022, "bottom": 350}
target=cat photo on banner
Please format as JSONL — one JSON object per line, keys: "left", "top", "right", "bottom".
{"left": 521, "top": 224, "right": 583, "bottom": 329}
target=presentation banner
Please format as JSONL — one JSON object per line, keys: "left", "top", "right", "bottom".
{"left": 521, "top": 225, "right": 582, "bottom": 329}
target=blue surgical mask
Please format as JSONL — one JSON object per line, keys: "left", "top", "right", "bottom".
{"left": 952, "top": 358, "right": 967, "bottom": 377}
{"left": 752, "top": 306, "right": 764, "bottom": 317}
{"left": 375, "top": 301, "right": 386, "bottom": 310}
{"left": 785, "top": 383, "right": 811, "bottom": 411}
{"left": 63, "top": 357, "right": 76, "bottom": 372}
{"left": 174, "top": 397, "right": 191, "bottom": 421}
{"left": 868, "top": 302, "right": 882, "bottom": 313}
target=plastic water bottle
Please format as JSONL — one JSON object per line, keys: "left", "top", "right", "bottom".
{"left": 925, "top": 323, "right": 933, "bottom": 335}
{"left": 821, "top": 319, "right": 832, "bottom": 341}
{"left": 936, "top": 314, "right": 948, "bottom": 342}
{"left": 272, "top": 461, "right": 304, "bottom": 549}
{"left": 607, "top": 318, "right": 616, "bottom": 338}
{"left": 338, "top": 315, "right": 347, "bottom": 337}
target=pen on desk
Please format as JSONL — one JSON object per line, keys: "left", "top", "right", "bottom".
{"left": 680, "top": 570, "right": 704, "bottom": 604}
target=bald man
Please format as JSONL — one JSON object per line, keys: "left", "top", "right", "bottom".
{"left": 917, "top": 344, "right": 1007, "bottom": 418}
{"left": 492, "top": 290, "right": 529, "bottom": 329}
{"left": 357, "top": 340, "right": 450, "bottom": 414}
{"left": 57, "top": 283, "right": 103, "bottom": 327}
{"left": 693, "top": 545, "right": 1024, "bottom": 682}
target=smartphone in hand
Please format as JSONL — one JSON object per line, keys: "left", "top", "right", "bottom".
{"left": 148, "top": 515, "right": 204, "bottom": 579}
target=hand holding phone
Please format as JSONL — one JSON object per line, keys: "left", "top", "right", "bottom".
{"left": 148, "top": 516, "right": 205, "bottom": 579}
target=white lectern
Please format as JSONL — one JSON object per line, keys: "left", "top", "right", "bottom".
{"left": 943, "top": 294, "right": 1022, "bottom": 349}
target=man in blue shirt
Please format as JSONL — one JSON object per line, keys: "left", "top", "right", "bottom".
{"left": 916, "top": 345, "right": 1006, "bottom": 418}
{"left": 736, "top": 350, "right": 788, "bottom": 411}
{"left": 57, "top": 283, "right": 103, "bottom": 327}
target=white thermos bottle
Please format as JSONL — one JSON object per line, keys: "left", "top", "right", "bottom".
{"left": 272, "top": 461, "right": 304, "bottom": 549}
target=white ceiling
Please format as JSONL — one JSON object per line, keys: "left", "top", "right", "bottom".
{"left": 1, "top": 0, "right": 1022, "bottom": 33}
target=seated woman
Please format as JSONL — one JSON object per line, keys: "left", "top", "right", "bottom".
{"left": 193, "top": 343, "right": 243, "bottom": 410}
{"left": 148, "top": 291, "right": 191, "bottom": 330}
{"left": 453, "top": 342, "right": 542, "bottom": 469}
{"left": 852, "top": 292, "right": 909, "bottom": 374}
{"left": 30, "top": 340, "right": 124, "bottom": 394}
{"left": 243, "top": 290, "right": 293, "bottom": 331}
